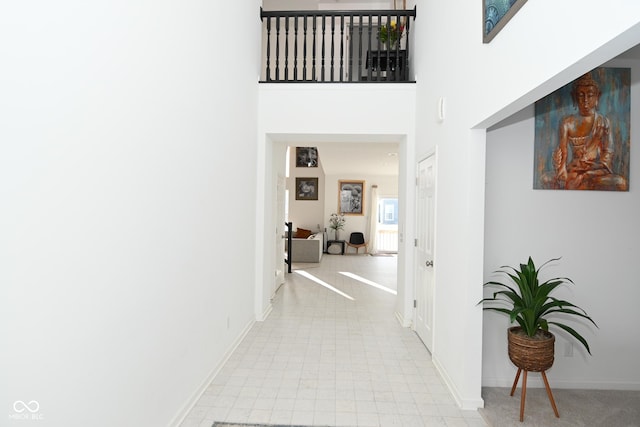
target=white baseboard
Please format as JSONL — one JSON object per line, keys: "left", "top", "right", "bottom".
{"left": 395, "top": 311, "right": 412, "bottom": 328}
{"left": 433, "top": 355, "right": 485, "bottom": 410}
{"left": 169, "top": 318, "right": 255, "bottom": 427}
{"left": 259, "top": 302, "right": 273, "bottom": 321}
{"left": 483, "top": 376, "right": 640, "bottom": 390}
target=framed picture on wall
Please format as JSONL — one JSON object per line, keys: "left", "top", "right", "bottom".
{"left": 295, "top": 177, "right": 319, "bottom": 200}
{"left": 338, "top": 180, "right": 365, "bottom": 215}
{"left": 296, "top": 147, "right": 318, "bottom": 167}
{"left": 483, "top": 0, "right": 527, "bottom": 43}
{"left": 533, "top": 67, "right": 630, "bottom": 191}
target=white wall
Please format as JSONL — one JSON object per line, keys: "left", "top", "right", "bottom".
{"left": 413, "top": 0, "right": 640, "bottom": 410}
{"left": 483, "top": 58, "right": 640, "bottom": 389}
{"left": 0, "top": 2, "right": 261, "bottom": 426}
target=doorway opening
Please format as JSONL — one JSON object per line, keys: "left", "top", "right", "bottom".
{"left": 263, "top": 135, "right": 409, "bottom": 324}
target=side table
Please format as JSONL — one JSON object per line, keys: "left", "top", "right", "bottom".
{"left": 326, "top": 239, "right": 345, "bottom": 255}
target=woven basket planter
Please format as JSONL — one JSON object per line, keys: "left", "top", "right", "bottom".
{"left": 508, "top": 326, "right": 555, "bottom": 372}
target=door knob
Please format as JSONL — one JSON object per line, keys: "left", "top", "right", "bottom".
{"left": 426, "top": 260, "right": 433, "bottom": 267}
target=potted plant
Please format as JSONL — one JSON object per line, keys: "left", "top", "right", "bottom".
{"left": 328, "top": 213, "right": 345, "bottom": 240}
{"left": 378, "top": 20, "right": 404, "bottom": 50}
{"left": 479, "top": 256, "right": 597, "bottom": 420}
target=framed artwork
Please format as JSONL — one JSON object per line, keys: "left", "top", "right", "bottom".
{"left": 483, "top": 0, "right": 527, "bottom": 43}
{"left": 295, "top": 177, "right": 319, "bottom": 200}
{"left": 533, "top": 67, "right": 630, "bottom": 192}
{"left": 296, "top": 147, "right": 318, "bottom": 167}
{"left": 338, "top": 180, "right": 365, "bottom": 215}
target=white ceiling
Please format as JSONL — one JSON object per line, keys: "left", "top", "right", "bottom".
{"left": 315, "top": 141, "right": 399, "bottom": 176}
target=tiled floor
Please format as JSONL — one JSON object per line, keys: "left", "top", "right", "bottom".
{"left": 180, "top": 254, "right": 486, "bottom": 427}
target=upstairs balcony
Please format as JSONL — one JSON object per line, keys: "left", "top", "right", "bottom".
{"left": 260, "top": 7, "right": 417, "bottom": 83}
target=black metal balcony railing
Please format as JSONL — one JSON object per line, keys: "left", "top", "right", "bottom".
{"left": 260, "top": 7, "right": 417, "bottom": 83}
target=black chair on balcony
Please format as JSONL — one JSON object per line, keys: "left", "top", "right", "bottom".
{"left": 346, "top": 232, "right": 367, "bottom": 254}
{"left": 365, "top": 49, "right": 408, "bottom": 81}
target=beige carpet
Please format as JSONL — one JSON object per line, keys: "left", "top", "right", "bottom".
{"left": 212, "top": 424, "right": 272, "bottom": 427}
{"left": 212, "top": 423, "right": 321, "bottom": 427}
{"left": 480, "top": 387, "right": 640, "bottom": 427}
{"left": 212, "top": 424, "right": 282, "bottom": 427}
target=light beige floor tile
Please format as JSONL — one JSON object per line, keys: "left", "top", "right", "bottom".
{"left": 181, "top": 255, "right": 489, "bottom": 427}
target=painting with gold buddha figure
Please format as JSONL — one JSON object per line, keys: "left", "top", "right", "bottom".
{"left": 534, "top": 67, "right": 630, "bottom": 192}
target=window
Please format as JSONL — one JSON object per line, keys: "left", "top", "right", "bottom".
{"left": 376, "top": 197, "right": 399, "bottom": 253}
{"left": 378, "top": 198, "right": 398, "bottom": 225}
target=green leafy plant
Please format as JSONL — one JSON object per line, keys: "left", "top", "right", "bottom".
{"left": 378, "top": 21, "right": 404, "bottom": 45}
{"left": 479, "top": 257, "right": 597, "bottom": 354}
{"left": 329, "top": 213, "right": 345, "bottom": 231}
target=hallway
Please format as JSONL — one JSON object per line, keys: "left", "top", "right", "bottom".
{"left": 180, "top": 254, "right": 486, "bottom": 427}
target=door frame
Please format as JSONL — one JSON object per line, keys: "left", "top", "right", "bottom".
{"left": 257, "top": 133, "right": 415, "bottom": 324}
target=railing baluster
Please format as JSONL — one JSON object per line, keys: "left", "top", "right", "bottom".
{"left": 348, "top": 15, "right": 353, "bottom": 82}
{"left": 321, "top": 16, "right": 326, "bottom": 82}
{"left": 303, "top": 16, "right": 308, "bottom": 81}
{"left": 294, "top": 16, "right": 298, "bottom": 81}
{"left": 385, "top": 13, "right": 390, "bottom": 82}
{"left": 266, "top": 17, "right": 271, "bottom": 81}
{"left": 339, "top": 16, "right": 344, "bottom": 82}
{"left": 284, "top": 16, "right": 289, "bottom": 81}
{"left": 394, "top": 11, "right": 399, "bottom": 81}
{"left": 330, "top": 15, "right": 335, "bottom": 82}
{"left": 376, "top": 14, "right": 382, "bottom": 81}
{"left": 367, "top": 14, "right": 372, "bottom": 82}
{"left": 275, "top": 17, "right": 280, "bottom": 81}
{"left": 357, "top": 18, "right": 363, "bottom": 82}
{"left": 404, "top": 14, "right": 411, "bottom": 82}
{"left": 312, "top": 17, "right": 317, "bottom": 82}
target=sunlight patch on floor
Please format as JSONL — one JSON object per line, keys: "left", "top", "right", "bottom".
{"left": 295, "top": 270, "right": 355, "bottom": 300}
{"left": 339, "top": 271, "right": 397, "bottom": 295}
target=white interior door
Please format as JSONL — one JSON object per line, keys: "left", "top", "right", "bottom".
{"left": 414, "top": 154, "right": 436, "bottom": 352}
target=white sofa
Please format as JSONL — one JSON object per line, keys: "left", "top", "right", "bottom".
{"left": 289, "top": 233, "right": 323, "bottom": 263}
